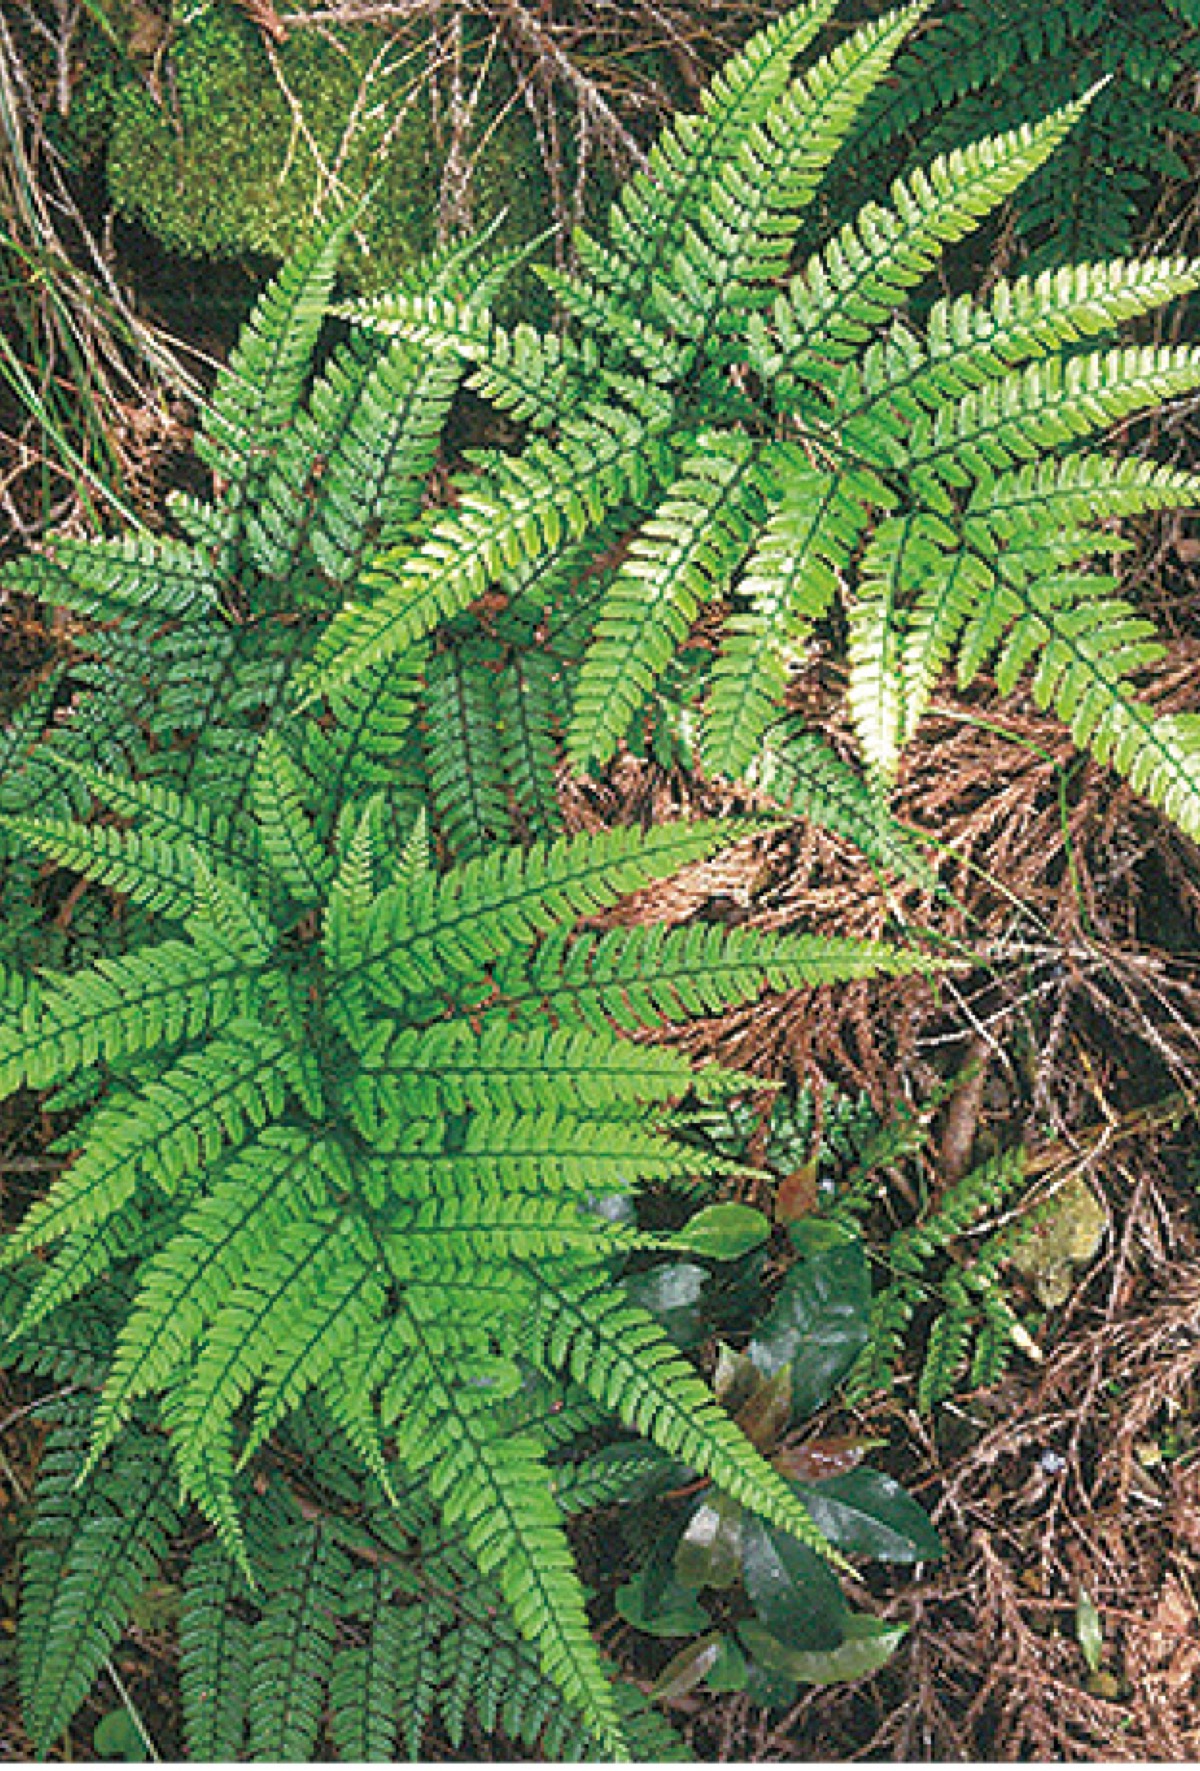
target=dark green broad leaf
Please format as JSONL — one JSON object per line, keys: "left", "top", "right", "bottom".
{"left": 670, "top": 1203, "right": 771, "bottom": 1261}
{"left": 615, "top": 1565, "right": 711, "bottom": 1629}
{"left": 675, "top": 1490, "right": 744, "bottom": 1591}
{"left": 649, "top": 1633, "right": 724, "bottom": 1701}
{"left": 624, "top": 1261, "right": 709, "bottom": 1348}
{"left": 93, "top": 1710, "right": 150, "bottom": 1761}
{"left": 739, "top": 1614, "right": 907, "bottom": 1687}
{"left": 796, "top": 1469, "right": 943, "bottom": 1564}
{"left": 741, "top": 1515, "right": 849, "bottom": 1651}
{"left": 749, "top": 1219, "right": 870, "bottom": 1417}
{"left": 705, "top": 1631, "right": 749, "bottom": 1693}
{"left": 742, "top": 1657, "right": 798, "bottom": 1708}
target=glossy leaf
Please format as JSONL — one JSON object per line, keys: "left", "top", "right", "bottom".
{"left": 773, "top": 1433, "right": 882, "bottom": 1482}
{"left": 675, "top": 1491, "right": 744, "bottom": 1591}
{"left": 739, "top": 1613, "right": 907, "bottom": 1686}
{"left": 615, "top": 1564, "right": 709, "bottom": 1639}
{"left": 749, "top": 1220, "right": 870, "bottom": 1417}
{"left": 740, "top": 1515, "right": 848, "bottom": 1651}
{"left": 670, "top": 1203, "right": 771, "bottom": 1260}
{"left": 796, "top": 1469, "right": 943, "bottom": 1563}
{"left": 734, "top": 1364, "right": 792, "bottom": 1452}
{"left": 649, "top": 1633, "right": 723, "bottom": 1701}
{"left": 712, "top": 1343, "right": 761, "bottom": 1413}
{"left": 623, "top": 1262, "right": 709, "bottom": 1348}
{"left": 705, "top": 1632, "right": 749, "bottom": 1694}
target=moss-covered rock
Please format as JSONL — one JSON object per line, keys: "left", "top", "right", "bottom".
{"left": 100, "top": 0, "right": 550, "bottom": 287}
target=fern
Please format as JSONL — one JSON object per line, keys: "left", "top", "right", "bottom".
{"left": 309, "top": 2, "right": 1200, "bottom": 846}
{"left": 846, "top": 0, "right": 1200, "bottom": 265}
{"left": 18, "top": 1402, "right": 181, "bottom": 1755}
{"left": 1, "top": 706, "right": 927, "bottom": 1753}
{"left": 840, "top": 1144, "right": 1037, "bottom": 1406}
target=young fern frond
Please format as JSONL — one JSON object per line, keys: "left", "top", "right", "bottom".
{"left": 748, "top": 723, "right": 937, "bottom": 886}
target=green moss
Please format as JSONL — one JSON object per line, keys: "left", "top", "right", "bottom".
{"left": 103, "top": 1, "right": 550, "bottom": 288}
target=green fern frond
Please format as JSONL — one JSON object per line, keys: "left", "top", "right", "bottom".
{"left": 84, "top": 1127, "right": 337, "bottom": 1474}
{"left": 181, "top": 1542, "right": 253, "bottom": 1761}
{"left": 8, "top": 815, "right": 202, "bottom": 920}
{"left": 310, "top": 648, "right": 428, "bottom": 834}
{"left": 535, "top": 266, "right": 689, "bottom": 384}
{"left": 246, "top": 1518, "right": 351, "bottom": 1760}
{"left": 967, "top": 454, "right": 1200, "bottom": 539}
{"left": 388, "top": 1334, "right": 628, "bottom": 1759}
{"left": 310, "top": 341, "right": 465, "bottom": 580}
{"left": 748, "top": 723, "right": 936, "bottom": 885}
{"left": 354, "top": 1022, "right": 705, "bottom": 1124}
{"left": 525, "top": 1270, "right": 837, "bottom": 1564}
{"left": 197, "top": 206, "right": 355, "bottom": 500}
{"left": 512, "top": 922, "right": 935, "bottom": 1034}
{"left": 909, "top": 346, "right": 1200, "bottom": 493}
{"left": 569, "top": 433, "right": 766, "bottom": 771}
{"left": 0, "top": 1263, "right": 124, "bottom": 1387}
{"left": 170, "top": 1221, "right": 380, "bottom": 1547}
{"left": 0, "top": 939, "right": 256, "bottom": 1094}
{"left": 423, "top": 642, "right": 511, "bottom": 859}
{"left": 599, "top": 0, "right": 838, "bottom": 304}
{"left": 349, "top": 290, "right": 590, "bottom": 426}
{"left": 703, "top": 461, "right": 882, "bottom": 778}
{"left": 11, "top": 1211, "right": 162, "bottom": 1340}
{"left": 251, "top": 732, "right": 334, "bottom": 907}
{"left": 243, "top": 332, "right": 380, "bottom": 583}
{"left": 896, "top": 257, "right": 1200, "bottom": 405}
{"left": 495, "top": 650, "right": 564, "bottom": 841}
{"left": 43, "top": 758, "right": 258, "bottom": 880}
{"left": 3, "top": 533, "right": 221, "bottom": 624}
{"left": 361, "top": 1110, "right": 731, "bottom": 1200}
{"left": 328, "top": 1572, "right": 410, "bottom": 1761}
{"left": 658, "top": 2, "right": 930, "bottom": 343}
{"left": 353, "top": 816, "right": 764, "bottom": 1004}
{"left": 1, "top": 1023, "right": 290, "bottom": 1271}
{"left": 300, "top": 387, "right": 675, "bottom": 703}
{"left": 20, "top": 1408, "right": 181, "bottom": 1755}
{"left": 779, "top": 94, "right": 1093, "bottom": 368}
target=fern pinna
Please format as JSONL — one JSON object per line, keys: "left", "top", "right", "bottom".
{"left": 0, "top": 714, "right": 932, "bottom": 1754}
{"left": 306, "top": 0, "right": 1200, "bottom": 845}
